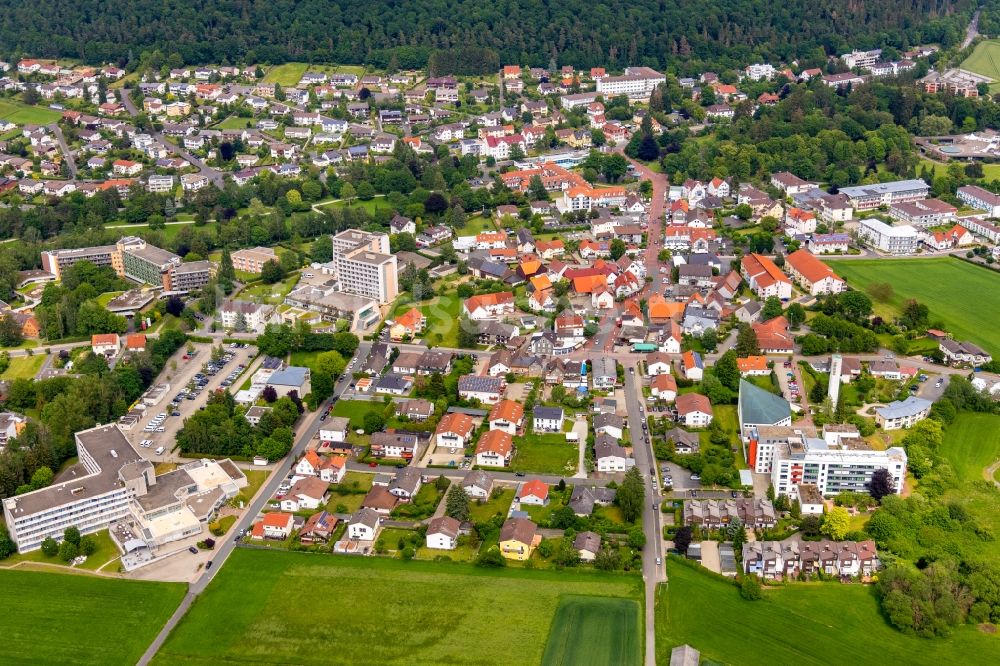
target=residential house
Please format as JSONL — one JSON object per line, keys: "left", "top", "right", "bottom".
{"left": 568, "top": 486, "right": 616, "bottom": 516}
{"left": 461, "top": 470, "right": 493, "bottom": 499}
{"left": 347, "top": 508, "right": 381, "bottom": 541}
{"left": 488, "top": 400, "right": 524, "bottom": 435}
{"left": 299, "top": 511, "right": 338, "bottom": 544}
{"left": 499, "top": 517, "right": 539, "bottom": 560}
{"left": 785, "top": 249, "right": 845, "bottom": 296}
{"left": 252, "top": 512, "right": 295, "bottom": 540}
{"left": 475, "top": 429, "right": 513, "bottom": 467}
{"left": 676, "top": 393, "right": 714, "bottom": 427}
{"left": 595, "top": 439, "right": 630, "bottom": 472}
{"left": 435, "top": 412, "right": 475, "bottom": 451}
{"left": 388, "top": 467, "right": 423, "bottom": 500}
{"left": 426, "top": 515, "right": 461, "bottom": 550}
{"left": 517, "top": 479, "right": 549, "bottom": 506}
{"left": 681, "top": 351, "right": 704, "bottom": 381}
{"left": 533, "top": 406, "right": 564, "bottom": 432}
{"left": 280, "top": 477, "right": 330, "bottom": 512}
{"left": 650, "top": 374, "right": 678, "bottom": 401}
{"left": 458, "top": 375, "right": 504, "bottom": 405}
{"left": 574, "top": 531, "right": 602, "bottom": 561}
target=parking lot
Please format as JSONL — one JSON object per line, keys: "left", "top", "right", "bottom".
{"left": 122, "top": 342, "right": 258, "bottom": 464}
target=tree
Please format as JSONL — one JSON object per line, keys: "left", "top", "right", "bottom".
{"left": 476, "top": 546, "right": 506, "bottom": 568}
{"left": 63, "top": 526, "right": 81, "bottom": 546}
{"left": 261, "top": 386, "right": 278, "bottom": 403}
{"left": 41, "top": 537, "right": 59, "bottom": 557}
{"left": 260, "top": 259, "right": 284, "bottom": 284}
{"left": 528, "top": 175, "right": 549, "bottom": 202}
{"left": 900, "top": 299, "right": 929, "bottom": 330}
{"left": 79, "top": 536, "right": 98, "bottom": 556}
{"left": 594, "top": 546, "right": 622, "bottom": 570}
{"left": 637, "top": 133, "right": 659, "bottom": 161}
{"left": 609, "top": 238, "right": 627, "bottom": 260}
{"left": 0, "top": 313, "right": 24, "bottom": 347}
{"left": 761, "top": 296, "right": 783, "bottom": 321}
{"left": 627, "top": 526, "right": 646, "bottom": 549}
{"left": 165, "top": 295, "right": 186, "bottom": 316}
{"left": 734, "top": 324, "right": 760, "bottom": 357}
{"left": 29, "top": 466, "right": 53, "bottom": 490}
{"left": 868, "top": 468, "right": 896, "bottom": 501}
{"left": 363, "top": 411, "right": 385, "bottom": 434}
{"left": 838, "top": 290, "right": 873, "bottom": 322}
{"left": 340, "top": 182, "right": 356, "bottom": 203}
{"left": 786, "top": 303, "right": 805, "bottom": 329}
{"left": 740, "top": 574, "right": 763, "bottom": 600}
{"left": 821, "top": 506, "right": 850, "bottom": 540}
{"left": 701, "top": 328, "right": 718, "bottom": 352}
{"left": 58, "top": 539, "right": 79, "bottom": 562}
{"left": 714, "top": 350, "right": 740, "bottom": 391}
{"left": 616, "top": 467, "right": 645, "bottom": 522}
{"left": 457, "top": 317, "right": 478, "bottom": 349}
{"left": 601, "top": 153, "right": 628, "bottom": 183}
{"left": 445, "top": 484, "right": 470, "bottom": 521}
{"left": 218, "top": 248, "right": 236, "bottom": 293}
{"left": 673, "top": 525, "right": 693, "bottom": 554}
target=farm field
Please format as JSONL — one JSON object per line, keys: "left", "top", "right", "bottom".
{"left": 825, "top": 258, "right": 1000, "bottom": 356}
{"left": 940, "top": 411, "right": 1000, "bottom": 483}
{"left": 0, "top": 569, "right": 184, "bottom": 666}
{"left": 262, "top": 62, "right": 309, "bottom": 86}
{"left": 656, "top": 558, "right": 998, "bottom": 666}
{"left": 0, "top": 354, "right": 44, "bottom": 380}
{"left": 155, "top": 548, "right": 643, "bottom": 665}
{"left": 0, "top": 99, "right": 62, "bottom": 124}
{"left": 542, "top": 596, "right": 641, "bottom": 666}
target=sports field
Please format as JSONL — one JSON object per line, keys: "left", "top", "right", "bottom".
{"left": 656, "top": 558, "right": 998, "bottom": 665}
{"left": 961, "top": 40, "right": 1000, "bottom": 84}
{"left": 542, "top": 596, "right": 641, "bottom": 666}
{"left": 825, "top": 258, "right": 1000, "bottom": 355}
{"left": 0, "top": 569, "right": 184, "bottom": 665}
{"left": 156, "top": 549, "right": 643, "bottom": 665}
{"left": 941, "top": 412, "right": 1000, "bottom": 483}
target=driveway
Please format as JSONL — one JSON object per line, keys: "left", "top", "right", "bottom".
{"left": 699, "top": 540, "right": 721, "bottom": 573}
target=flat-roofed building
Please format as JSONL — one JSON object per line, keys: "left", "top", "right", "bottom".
{"left": 857, "top": 219, "right": 918, "bottom": 255}
{"left": 328, "top": 229, "right": 398, "bottom": 304}
{"left": 231, "top": 246, "right": 278, "bottom": 274}
{"left": 839, "top": 179, "right": 929, "bottom": 211}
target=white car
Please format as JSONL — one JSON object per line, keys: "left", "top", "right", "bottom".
{"left": 154, "top": 446, "right": 165, "bottom": 455}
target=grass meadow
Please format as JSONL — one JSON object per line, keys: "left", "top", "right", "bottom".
{"left": 541, "top": 595, "right": 641, "bottom": 666}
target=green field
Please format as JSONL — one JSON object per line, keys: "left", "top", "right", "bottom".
{"left": 460, "top": 215, "right": 496, "bottom": 235}
{"left": 940, "top": 412, "right": 1000, "bottom": 483}
{"left": 1, "top": 529, "right": 121, "bottom": 571}
{"left": 919, "top": 158, "right": 1000, "bottom": 181}
{"left": 155, "top": 549, "right": 643, "bottom": 665}
{"left": 330, "top": 399, "right": 385, "bottom": 430}
{"left": 0, "top": 354, "right": 44, "bottom": 379}
{"left": 656, "top": 558, "right": 998, "bottom": 666}
{"left": 392, "top": 291, "right": 461, "bottom": 347}
{"left": 0, "top": 569, "right": 184, "bottom": 665}
{"left": 213, "top": 115, "right": 256, "bottom": 130}
{"left": 0, "top": 99, "right": 62, "bottom": 124}
{"left": 239, "top": 273, "right": 300, "bottom": 304}
{"left": 825, "top": 258, "right": 1000, "bottom": 356}
{"left": 962, "top": 39, "right": 1000, "bottom": 82}
{"left": 542, "top": 596, "right": 641, "bottom": 666}
{"left": 511, "top": 432, "right": 578, "bottom": 475}
{"left": 262, "top": 62, "right": 309, "bottom": 86}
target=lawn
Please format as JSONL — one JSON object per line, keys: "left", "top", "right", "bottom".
{"left": 1, "top": 529, "right": 121, "bottom": 571}
{"left": 235, "top": 469, "right": 269, "bottom": 504}
{"left": 962, "top": 39, "right": 1000, "bottom": 82}
{"left": 213, "top": 115, "right": 256, "bottom": 130}
{"left": 0, "top": 569, "right": 184, "bottom": 665}
{"left": 656, "top": 558, "right": 998, "bottom": 666}
{"left": 0, "top": 354, "right": 44, "bottom": 380}
{"left": 825, "top": 258, "right": 1000, "bottom": 356}
{"left": 239, "top": 273, "right": 300, "bottom": 304}
{"left": 326, "top": 471, "right": 373, "bottom": 513}
{"left": 262, "top": 62, "right": 309, "bottom": 86}
{"left": 542, "top": 595, "right": 641, "bottom": 666}
{"left": 940, "top": 412, "right": 1000, "bottom": 483}
{"left": 393, "top": 290, "right": 462, "bottom": 348}
{"left": 323, "top": 195, "right": 389, "bottom": 215}
{"left": 330, "top": 399, "right": 386, "bottom": 430}
{"left": 511, "top": 432, "right": 578, "bottom": 475}
{"left": 155, "top": 549, "right": 643, "bottom": 665}
{"left": 460, "top": 215, "right": 496, "bottom": 235}
{"left": 468, "top": 487, "right": 515, "bottom": 522}
{"left": 0, "top": 98, "right": 62, "bottom": 124}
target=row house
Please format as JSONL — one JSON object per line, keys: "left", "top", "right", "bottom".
{"left": 743, "top": 540, "right": 879, "bottom": 579}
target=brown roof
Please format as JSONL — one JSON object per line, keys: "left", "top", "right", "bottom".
{"left": 675, "top": 392, "right": 712, "bottom": 415}
{"left": 428, "top": 515, "right": 461, "bottom": 538}
{"left": 500, "top": 517, "right": 537, "bottom": 545}
{"left": 436, "top": 412, "right": 474, "bottom": 437}
{"left": 362, "top": 486, "right": 399, "bottom": 511}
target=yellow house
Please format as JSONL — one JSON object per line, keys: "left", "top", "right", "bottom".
{"left": 499, "top": 517, "right": 540, "bottom": 561}
{"left": 389, "top": 307, "right": 426, "bottom": 342}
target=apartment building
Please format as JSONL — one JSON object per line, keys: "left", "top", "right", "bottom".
{"left": 857, "top": 218, "right": 918, "bottom": 255}
{"left": 838, "top": 179, "right": 929, "bottom": 211}
{"left": 840, "top": 49, "right": 882, "bottom": 69}
{"left": 231, "top": 246, "right": 278, "bottom": 274}
{"left": 740, "top": 253, "right": 792, "bottom": 299}
{"left": 888, "top": 198, "right": 956, "bottom": 228}
{"left": 596, "top": 67, "right": 666, "bottom": 99}
{"left": 328, "top": 229, "right": 398, "bottom": 304}
{"left": 957, "top": 184, "right": 1000, "bottom": 217}
{"left": 41, "top": 244, "right": 117, "bottom": 280}
{"left": 874, "top": 396, "right": 932, "bottom": 430}
{"left": 784, "top": 249, "right": 845, "bottom": 296}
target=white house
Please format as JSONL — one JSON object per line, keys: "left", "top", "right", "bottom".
{"left": 533, "top": 406, "right": 564, "bottom": 432}
{"left": 347, "top": 508, "right": 381, "bottom": 540}
{"left": 280, "top": 477, "right": 329, "bottom": 512}
{"left": 425, "top": 515, "right": 461, "bottom": 550}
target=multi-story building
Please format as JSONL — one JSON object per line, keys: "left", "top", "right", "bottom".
{"left": 2, "top": 424, "right": 245, "bottom": 555}
{"left": 596, "top": 67, "right": 666, "bottom": 99}
{"left": 41, "top": 244, "right": 117, "bottom": 280}
{"left": 888, "top": 198, "right": 956, "bottom": 228}
{"left": 857, "top": 218, "right": 918, "bottom": 255}
{"left": 219, "top": 300, "right": 272, "bottom": 332}
{"left": 749, "top": 425, "right": 907, "bottom": 498}
{"left": 957, "top": 184, "right": 1000, "bottom": 217}
{"left": 740, "top": 253, "right": 792, "bottom": 299}
{"left": 838, "top": 179, "right": 929, "bottom": 211}
{"left": 874, "top": 396, "right": 932, "bottom": 430}
{"left": 784, "top": 249, "right": 845, "bottom": 296}
{"left": 231, "top": 246, "right": 278, "bottom": 274}
{"left": 841, "top": 49, "right": 882, "bottom": 69}
{"left": 328, "top": 230, "right": 397, "bottom": 304}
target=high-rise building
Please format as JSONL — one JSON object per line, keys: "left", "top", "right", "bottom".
{"left": 329, "top": 230, "right": 397, "bottom": 304}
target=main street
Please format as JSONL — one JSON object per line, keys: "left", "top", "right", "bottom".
{"left": 136, "top": 340, "right": 371, "bottom": 665}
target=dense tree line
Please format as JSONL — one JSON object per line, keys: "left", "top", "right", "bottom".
{"left": 176, "top": 390, "right": 301, "bottom": 460}
{"left": 0, "top": 0, "right": 972, "bottom": 74}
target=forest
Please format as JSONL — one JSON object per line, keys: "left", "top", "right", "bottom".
{"left": 0, "top": 0, "right": 973, "bottom": 75}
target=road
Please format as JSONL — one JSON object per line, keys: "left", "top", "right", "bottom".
{"left": 963, "top": 9, "right": 981, "bottom": 50}
{"left": 623, "top": 363, "right": 663, "bottom": 666}
{"left": 48, "top": 124, "right": 78, "bottom": 178}
{"left": 136, "top": 340, "right": 371, "bottom": 665}
{"left": 120, "top": 89, "right": 225, "bottom": 187}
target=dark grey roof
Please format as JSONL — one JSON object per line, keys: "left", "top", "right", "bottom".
{"left": 533, "top": 406, "right": 564, "bottom": 420}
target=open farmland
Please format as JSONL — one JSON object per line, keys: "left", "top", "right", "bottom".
{"left": 0, "top": 569, "right": 184, "bottom": 665}
{"left": 156, "top": 548, "right": 643, "bottom": 665}
{"left": 824, "top": 258, "right": 1000, "bottom": 356}
{"left": 656, "top": 558, "right": 998, "bottom": 665}
{"left": 542, "top": 595, "right": 641, "bottom": 666}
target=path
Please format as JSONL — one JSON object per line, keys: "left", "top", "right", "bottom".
{"left": 984, "top": 459, "right": 1000, "bottom": 487}
{"left": 571, "top": 414, "right": 589, "bottom": 479}
{"left": 963, "top": 9, "right": 982, "bottom": 50}
{"left": 48, "top": 124, "right": 78, "bottom": 178}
